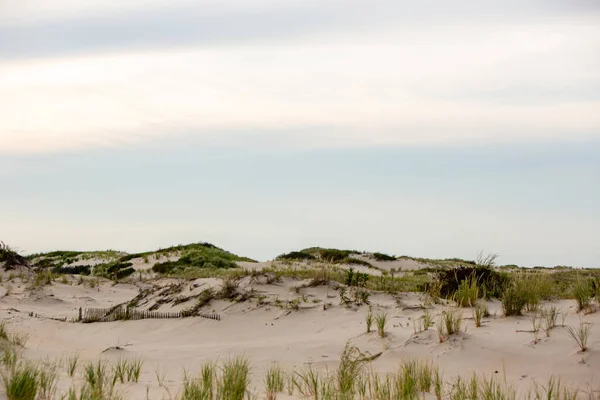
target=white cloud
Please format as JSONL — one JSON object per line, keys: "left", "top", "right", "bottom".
{"left": 0, "top": 9, "right": 598, "bottom": 153}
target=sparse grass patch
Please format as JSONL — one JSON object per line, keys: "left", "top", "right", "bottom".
{"left": 82, "top": 359, "right": 117, "bottom": 397}
{"left": 530, "top": 312, "right": 542, "bottom": 343}
{"left": 564, "top": 319, "right": 592, "bottom": 352}
{"left": 365, "top": 309, "right": 374, "bottom": 333}
{"left": 473, "top": 303, "right": 487, "bottom": 327}
{"left": 217, "top": 277, "right": 240, "bottom": 300}
{"left": 541, "top": 306, "right": 559, "bottom": 337}
{"left": 531, "top": 376, "right": 579, "bottom": 400}
{"left": 37, "top": 363, "right": 58, "bottom": 399}
{"left": 264, "top": 364, "right": 285, "bottom": 400}
{"left": 0, "top": 322, "right": 8, "bottom": 341}
{"left": 2, "top": 362, "right": 39, "bottom": 400}
{"left": 66, "top": 352, "right": 79, "bottom": 377}
{"left": 375, "top": 312, "right": 388, "bottom": 338}
{"left": 33, "top": 270, "right": 56, "bottom": 287}
{"left": 294, "top": 366, "right": 322, "bottom": 398}
{"left": 336, "top": 344, "right": 370, "bottom": 398}
{"left": 182, "top": 288, "right": 216, "bottom": 317}
{"left": 1, "top": 344, "right": 19, "bottom": 369}
{"left": 413, "top": 310, "right": 434, "bottom": 333}
{"left": 443, "top": 309, "right": 463, "bottom": 336}
{"left": 182, "top": 362, "right": 216, "bottom": 400}
{"left": 438, "top": 309, "right": 463, "bottom": 342}
{"left": 9, "top": 333, "right": 29, "bottom": 348}
{"left": 217, "top": 356, "right": 251, "bottom": 400}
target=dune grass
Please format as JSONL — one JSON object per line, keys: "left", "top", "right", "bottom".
{"left": 65, "top": 352, "right": 79, "bottom": 377}
{"left": 264, "top": 364, "right": 285, "bottom": 400}
{"left": 530, "top": 376, "right": 579, "bottom": 400}
{"left": 473, "top": 303, "right": 487, "bottom": 328}
{"left": 540, "top": 306, "right": 560, "bottom": 337}
{"left": 365, "top": 309, "right": 374, "bottom": 333}
{"left": 501, "top": 281, "right": 527, "bottom": 316}
{"left": 564, "top": 319, "right": 592, "bottom": 352}
{"left": 0, "top": 343, "right": 591, "bottom": 400}
{"left": 454, "top": 274, "right": 479, "bottom": 307}
{"left": 413, "top": 309, "right": 434, "bottom": 333}
{"left": 573, "top": 279, "right": 593, "bottom": 313}
{"left": 182, "top": 362, "right": 216, "bottom": 400}
{"left": 2, "top": 362, "right": 39, "bottom": 400}
{"left": 375, "top": 312, "right": 388, "bottom": 338}
{"left": 437, "top": 309, "right": 463, "bottom": 343}
{"left": 216, "top": 356, "right": 251, "bottom": 400}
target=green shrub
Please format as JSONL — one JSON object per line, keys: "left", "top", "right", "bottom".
{"left": 0, "top": 242, "right": 29, "bottom": 270}
{"left": 115, "top": 267, "right": 135, "bottom": 280}
{"left": 314, "top": 248, "right": 354, "bottom": 263}
{"left": 52, "top": 265, "right": 91, "bottom": 275}
{"left": 152, "top": 246, "right": 244, "bottom": 275}
{"left": 372, "top": 252, "right": 396, "bottom": 262}
{"left": 344, "top": 268, "right": 369, "bottom": 287}
{"left": 106, "top": 262, "right": 133, "bottom": 275}
{"left": 433, "top": 266, "right": 508, "bottom": 300}
{"left": 276, "top": 251, "right": 316, "bottom": 261}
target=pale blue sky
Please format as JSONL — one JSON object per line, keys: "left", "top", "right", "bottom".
{"left": 2, "top": 137, "right": 599, "bottom": 267}
{"left": 0, "top": 0, "right": 599, "bottom": 266}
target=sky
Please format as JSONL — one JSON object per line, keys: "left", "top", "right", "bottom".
{"left": 0, "top": 0, "right": 599, "bottom": 267}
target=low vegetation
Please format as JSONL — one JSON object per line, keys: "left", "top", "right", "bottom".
{"left": 372, "top": 252, "right": 397, "bottom": 261}
{"left": 564, "top": 319, "right": 592, "bottom": 352}
{"left": 375, "top": 312, "right": 388, "bottom": 338}
{"left": 365, "top": 309, "right": 374, "bottom": 333}
{"left": 0, "top": 242, "right": 29, "bottom": 270}
{"left": 432, "top": 264, "right": 509, "bottom": 301}
{"left": 151, "top": 244, "right": 251, "bottom": 275}
{"left": 275, "top": 251, "right": 316, "bottom": 261}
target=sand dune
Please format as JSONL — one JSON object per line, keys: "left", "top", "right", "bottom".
{"left": 0, "top": 246, "right": 598, "bottom": 398}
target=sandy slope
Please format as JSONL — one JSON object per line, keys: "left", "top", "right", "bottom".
{"left": 0, "top": 272, "right": 598, "bottom": 399}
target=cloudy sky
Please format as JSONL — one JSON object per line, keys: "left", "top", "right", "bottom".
{"left": 1, "top": 0, "right": 599, "bottom": 266}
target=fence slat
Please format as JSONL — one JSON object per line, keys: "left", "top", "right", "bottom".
{"left": 79, "top": 305, "right": 220, "bottom": 323}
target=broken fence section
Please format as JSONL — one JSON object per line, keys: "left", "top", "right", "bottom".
{"left": 78, "top": 306, "right": 220, "bottom": 323}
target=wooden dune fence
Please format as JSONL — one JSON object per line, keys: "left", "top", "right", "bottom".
{"left": 78, "top": 306, "right": 220, "bottom": 323}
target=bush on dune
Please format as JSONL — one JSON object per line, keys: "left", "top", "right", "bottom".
{"left": 0, "top": 242, "right": 29, "bottom": 270}
{"left": 432, "top": 266, "right": 509, "bottom": 300}
{"left": 372, "top": 252, "right": 397, "bottom": 262}
{"left": 152, "top": 247, "right": 243, "bottom": 275}
{"left": 276, "top": 251, "right": 316, "bottom": 261}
